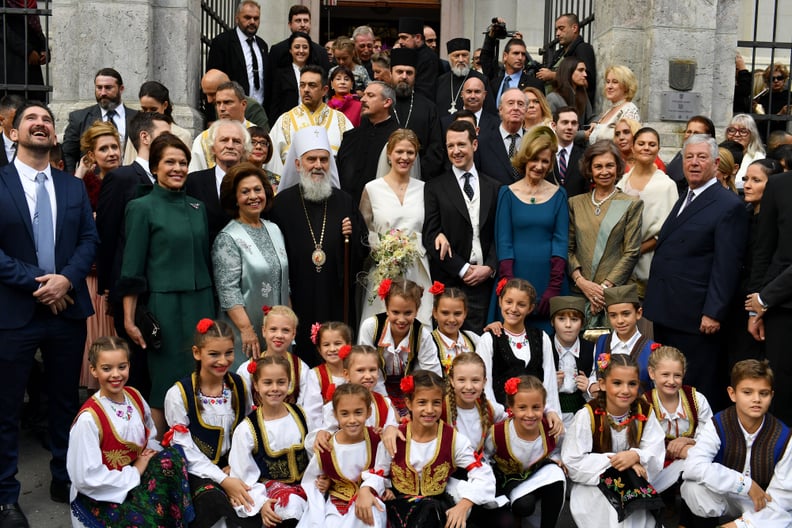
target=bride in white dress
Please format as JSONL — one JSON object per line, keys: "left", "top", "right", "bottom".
{"left": 358, "top": 129, "right": 433, "bottom": 326}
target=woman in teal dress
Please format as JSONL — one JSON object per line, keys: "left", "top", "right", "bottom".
{"left": 212, "top": 163, "right": 290, "bottom": 370}
{"left": 119, "top": 133, "right": 215, "bottom": 434}
{"left": 491, "top": 126, "right": 569, "bottom": 333}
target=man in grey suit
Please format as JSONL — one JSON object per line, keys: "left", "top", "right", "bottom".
{"left": 61, "top": 68, "right": 138, "bottom": 172}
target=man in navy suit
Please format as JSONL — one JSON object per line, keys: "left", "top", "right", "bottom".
{"left": 61, "top": 68, "right": 139, "bottom": 173}
{"left": 480, "top": 19, "right": 544, "bottom": 106}
{"left": 424, "top": 120, "right": 499, "bottom": 331}
{"left": 644, "top": 135, "right": 748, "bottom": 409}
{"left": 546, "top": 106, "right": 587, "bottom": 198}
{"left": 0, "top": 101, "right": 98, "bottom": 527}
{"left": 206, "top": 0, "right": 268, "bottom": 105}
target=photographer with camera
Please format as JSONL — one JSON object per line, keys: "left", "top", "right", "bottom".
{"left": 480, "top": 17, "right": 544, "bottom": 106}
{"left": 537, "top": 13, "right": 597, "bottom": 106}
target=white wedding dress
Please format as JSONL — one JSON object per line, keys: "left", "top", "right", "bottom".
{"left": 358, "top": 177, "right": 433, "bottom": 327}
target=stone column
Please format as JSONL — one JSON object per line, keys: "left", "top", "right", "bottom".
{"left": 593, "top": 0, "right": 739, "bottom": 157}
{"left": 50, "top": 0, "right": 203, "bottom": 138}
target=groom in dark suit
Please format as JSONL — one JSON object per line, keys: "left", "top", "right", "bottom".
{"left": 61, "top": 68, "right": 139, "bottom": 173}
{"left": 424, "top": 120, "right": 500, "bottom": 331}
{"left": 0, "top": 102, "right": 98, "bottom": 526}
{"left": 644, "top": 135, "right": 748, "bottom": 408}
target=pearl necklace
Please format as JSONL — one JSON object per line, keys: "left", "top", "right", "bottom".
{"left": 590, "top": 188, "right": 618, "bottom": 216}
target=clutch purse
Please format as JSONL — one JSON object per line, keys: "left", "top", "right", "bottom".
{"left": 134, "top": 305, "right": 162, "bottom": 350}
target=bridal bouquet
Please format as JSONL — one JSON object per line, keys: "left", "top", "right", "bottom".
{"left": 368, "top": 229, "right": 420, "bottom": 303}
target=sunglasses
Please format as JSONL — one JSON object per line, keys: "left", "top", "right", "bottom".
{"left": 772, "top": 75, "right": 786, "bottom": 82}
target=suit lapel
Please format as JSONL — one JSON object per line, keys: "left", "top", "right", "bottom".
{"left": 444, "top": 172, "right": 471, "bottom": 223}
{"left": 478, "top": 176, "right": 495, "bottom": 227}
{"left": 1, "top": 164, "right": 35, "bottom": 242}
{"left": 52, "top": 170, "right": 68, "bottom": 242}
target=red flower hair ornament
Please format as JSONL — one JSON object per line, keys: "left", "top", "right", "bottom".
{"left": 338, "top": 344, "right": 352, "bottom": 360}
{"left": 400, "top": 375, "right": 415, "bottom": 395}
{"left": 496, "top": 278, "right": 509, "bottom": 296}
{"left": 650, "top": 342, "right": 662, "bottom": 352}
{"left": 247, "top": 358, "right": 258, "bottom": 374}
{"left": 310, "top": 322, "right": 322, "bottom": 345}
{"left": 504, "top": 377, "right": 521, "bottom": 396}
{"left": 196, "top": 318, "right": 214, "bottom": 334}
{"left": 262, "top": 305, "right": 272, "bottom": 315}
{"left": 378, "top": 278, "right": 392, "bottom": 300}
{"left": 428, "top": 281, "right": 445, "bottom": 296}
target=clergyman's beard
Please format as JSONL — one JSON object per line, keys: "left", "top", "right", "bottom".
{"left": 451, "top": 65, "right": 470, "bottom": 78}
{"left": 299, "top": 168, "right": 333, "bottom": 202}
{"left": 97, "top": 96, "right": 121, "bottom": 111}
{"left": 395, "top": 82, "right": 413, "bottom": 98}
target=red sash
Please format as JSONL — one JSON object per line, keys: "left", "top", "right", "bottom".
{"left": 74, "top": 387, "right": 148, "bottom": 470}
{"left": 390, "top": 422, "right": 456, "bottom": 496}
{"left": 318, "top": 427, "right": 381, "bottom": 514}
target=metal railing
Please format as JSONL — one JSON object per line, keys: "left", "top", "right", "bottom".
{"left": 0, "top": 0, "right": 52, "bottom": 101}
{"left": 539, "top": 0, "right": 594, "bottom": 66}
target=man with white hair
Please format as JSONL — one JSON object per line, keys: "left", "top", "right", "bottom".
{"left": 186, "top": 119, "right": 251, "bottom": 243}
{"left": 269, "top": 126, "right": 367, "bottom": 366}
{"left": 434, "top": 37, "right": 493, "bottom": 117}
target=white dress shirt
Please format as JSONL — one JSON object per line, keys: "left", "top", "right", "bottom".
{"left": 236, "top": 27, "right": 265, "bottom": 104}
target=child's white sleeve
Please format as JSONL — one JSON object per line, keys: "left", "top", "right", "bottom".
{"left": 358, "top": 317, "right": 376, "bottom": 346}
{"left": 295, "top": 359, "right": 313, "bottom": 423}
{"left": 417, "top": 326, "right": 441, "bottom": 376}
{"left": 304, "top": 401, "right": 335, "bottom": 452}
{"left": 634, "top": 411, "right": 666, "bottom": 481}
{"left": 475, "top": 333, "right": 505, "bottom": 417}
{"left": 683, "top": 419, "right": 753, "bottom": 495}
{"left": 67, "top": 412, "right": 142, "bottom": 504}
{"left": 693, "top": 391, "right": 714, "bottom": 440}
{"left": 163, "top": 385, "right": 228, "bottom": 484}
{"left": 360, "top": 441, "right": 392, "bottom": 496}
{"left": 302, "top": 370, "right": 325, "bottom": 430}
{"left": 765, "top": 438, "right": 792, "bottom": 513}
{"left": 228, "top": 420, "right": 270, "bottom": 517}
{"left": 452, "top": 432, "right": 496, "bottom": 505}
{"left": 236, "top": 363, "right": 255, "bottom": 407}
{"left": 561, "top": 407, "right": 613, "bottom": 486}
{"left": 540, "top": 331, "right": 562, "bottom": 415}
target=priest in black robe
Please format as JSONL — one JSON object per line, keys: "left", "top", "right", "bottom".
{"left": 435, "top": 38, "right": 497, "bottom": 119}
{"left": 389, "top": 48, "right": 445, "bottom": 181}
{"left": 268, "top": 126, "right": 367, "bottom": 366}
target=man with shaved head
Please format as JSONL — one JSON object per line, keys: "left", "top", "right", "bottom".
{"left": 200, "top": 69, "right": 268, "bottom": 129}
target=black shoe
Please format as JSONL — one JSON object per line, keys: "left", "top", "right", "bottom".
{"left": 0, "top": 504, "right": 29, "bottom": 528}
{"left": 49, "top": 479, "right": 70, "bottom": 503}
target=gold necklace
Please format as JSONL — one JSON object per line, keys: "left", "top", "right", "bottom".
{"left": 300, "top": 193, "right": 328, "bottom": 272}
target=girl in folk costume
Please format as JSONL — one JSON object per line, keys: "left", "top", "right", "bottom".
{"left": 484, "top": 376, "right": 566, "bottom": 528}
{"left": 355, "top": 370, "right": 496, "bottom": 528}
{"left": 646, "top": 346, "right": 712, "bottom": 525}
{"left": 302, "top": 321, "right": 353, "bottom": 427}
{"left": 428, "top": 283, "right": 480, "bottom": 375}
{"left": 236, "top": 305, "right": 311, "bottom": 416}
{"left": 163, "top": 319, "right": 253, "bottom": 528}
{"left": 358, "top": 278, "right": 441, "bottom": 416}
{"left": 68, "top": 337, "right": 194, "bottom": 528}
{"left": 476, "top": 278, "right": 563, "bottom": 420}
{"left": 229, "top": 355, "right": 311, "bottom": 528}
{"left": 299, "top": 384, "right": 389, "bottom": 528}
{"left": 308, "top": 345, "right": 398, "bottom": 453}
{"left": 561, "top": 354, "right": 666, "bottom": 528}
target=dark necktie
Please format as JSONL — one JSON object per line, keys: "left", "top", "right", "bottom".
{"left": 247, "top": 37, "right": 261, "bottom": 91}
{"left": 105, "top": 109, "right": 118, "bottom": 129}
{"left": 34, "top": 172, "right": 55, "bottom": 273}
{"left": 558, "top": 148, "right": 567, "bottom": 185}
{"left": 462, "top": 172, "right": 474, "bottom": 200}
{"left": 507, "top": 133, "right": 518, "bottom": 159}
{"left": 677, "top": 189, "right": 695, "bottom": 216}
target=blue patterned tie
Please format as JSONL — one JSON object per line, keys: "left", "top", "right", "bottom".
{"left": 558, "top": 148, "right": 567, "bottom": 185}
{"left": 462, "top": 172, "right": 474, "bottom": 200}
{"left": 34, "top": 172, "right": 55, "bottom": 273}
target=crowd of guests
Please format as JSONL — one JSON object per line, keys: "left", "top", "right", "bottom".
{"left": 1, "top": 1, "right": 792, "bottom": 527}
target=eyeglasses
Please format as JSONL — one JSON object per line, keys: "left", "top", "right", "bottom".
{"left": 251, "top": 139, "right": 269, "bottom": 148}
{"left": 772, "top": 75, "right": 786, "bottom": 82}
{"left": 726, "top": 127, "right": 750, "bottom": 137}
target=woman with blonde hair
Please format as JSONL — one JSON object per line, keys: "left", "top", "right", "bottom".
{"left": 587, "top": 64, "right": 641, "bottom": 143}
{"left": 716, "top": 147, "right": 738, "bottom": 193}
{"left": 522, "top": 86, "right": 553, "bottom": 132}
{"left": 725, "top": 113, "right": 765, "bottom": 190}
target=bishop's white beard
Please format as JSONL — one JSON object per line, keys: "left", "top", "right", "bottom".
{"left": 451, "top": 65, "right": 470, "bottom": 78}
{"left": 299, "top": 168, "right": 333, "bottom": 202}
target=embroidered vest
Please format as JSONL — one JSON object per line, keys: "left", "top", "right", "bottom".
{"left": 490, "top": 417, "right": 556, "bottom": 493}
{"left": 313, "top": 364, "right": 336, "bottom": 403}
{"left": 585, "top": 397, "right": 653, "bottom": 454}
{"left": 317, "top": 427, "right": 381, "bottom": 504}
{"left": 175, "top": 372, "right": 246, "bottom": 464}
{"left": 371, "top": 392, "right": 391, "bottom": 429}
{"left": 247, "top": 403, "right": 309, "bottom": 484}
{"left": 651, "top": 385, "right": 700, "bottom": 444}
{"left": 74, "top": 387, "right": 148, "bottom": 470}
{"left": 373, "top": 312, "right": 423, "bottom": 375}
{"left": 596, "top": 332, "right": 649, "bottom": 365}
{"left": 712, "top": 406, "right": 792, "bottom": 490}
{"left": 390, "top": 422, "right": 456, "bottom": 497}
{"left": 491, "top": 328, "right": 544, "bottom": 405}
{"left": 432, "top": 329, "right": 476, "bottom": 373}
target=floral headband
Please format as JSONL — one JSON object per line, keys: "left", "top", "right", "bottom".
{"left": 247, "top": 358, "right": 258, "bottom": 374}
{"left": 378, "top": 278, "right": 392, "bottom": 300}
{"left": 400, "top": 375, "right": 414, "bottom": 395}
{"left": 596, "top": 353, "right": 611, "bottom": 372}
{"left": 428, "top": 281, "right": 445, "bottom": 296}
{"left": 196, "top": 318, "right": 214, "bottom": 334}
{"left": 495, "top": 277, "right": 509, "bottom": 296}
{"left": 262, "top": 305, "right": 272, "bottom": 315}
{"left": 504, "top": 377, "right": 521, "bottom": 395}
{"left": 338, "top": 344, "right": 352, "bottom": 360}
{"left": 310, "top": 322, "right": 322, "bottom": 345}
{"left": 650, "top": 342, "right": 662, "bottom": 352}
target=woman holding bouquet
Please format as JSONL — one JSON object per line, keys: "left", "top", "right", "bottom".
{"left": 359, "top": 129, "right": 433, "bottom": 325}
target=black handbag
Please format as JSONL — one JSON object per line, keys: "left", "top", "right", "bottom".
{"left": 134, "top": 305, "right": 162, "bottom": 350}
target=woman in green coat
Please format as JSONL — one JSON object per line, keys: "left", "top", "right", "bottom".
{"left": 119, "top": 133, "right": 215, "bottom": 434}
